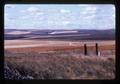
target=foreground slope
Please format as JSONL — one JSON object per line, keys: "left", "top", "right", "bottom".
{"left": 4, "top": 51, "right": 115, "bottom": 79}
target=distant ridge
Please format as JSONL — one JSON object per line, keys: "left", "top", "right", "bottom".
{"left": 4, "top": 29, "right": 115, "bottom": 40}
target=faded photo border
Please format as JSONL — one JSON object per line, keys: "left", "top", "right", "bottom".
{"left": 0, "top": 0, "right": 119, "bottom": 84}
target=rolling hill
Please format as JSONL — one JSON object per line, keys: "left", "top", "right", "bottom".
{"left": 4, "top": 29, "right": 115, "bottom": 40}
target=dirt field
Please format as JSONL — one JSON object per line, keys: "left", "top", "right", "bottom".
{"left": 5, "top": 40, "right": 115, "bottom": 55}
{"left": 5, "top": 40, "right": 115, "bottom": 46}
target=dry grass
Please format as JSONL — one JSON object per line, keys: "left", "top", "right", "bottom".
{"left": 4, "top": 40, "right": 115, "bottom": 79}
{"left": 4, "top": 50, "right": 115, "bottom": 79}
{"left": 5, "top": 45, "right": 115, "bottom": 57}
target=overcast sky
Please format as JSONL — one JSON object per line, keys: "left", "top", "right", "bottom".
{"left": 4, "top": 4, "right": 115, "bottom": 30}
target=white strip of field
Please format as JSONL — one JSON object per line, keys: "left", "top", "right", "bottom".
{"left": 49, "top": 30, "right": 78, "bottom": 34}
{"left": 27, "top": 34, "right": 91, "bottom": 39}
{"left": 4, "top": 43, "right": 77, "bottom": 49}
{"left": 6, "top": 31, "right": 31, "bottom": 35}
{"left": 5, "top": 44, "right": 46, "bottom": 49}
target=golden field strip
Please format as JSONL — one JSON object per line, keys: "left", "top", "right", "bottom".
{"left": 5, "top": 40, "right": 115, "bottom": 53}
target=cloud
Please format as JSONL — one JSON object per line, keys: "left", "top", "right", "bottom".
{"left": 20, "top": 7, "right": 44, "bottom": 21}
{"left": 77, "top": 4, "right": 91, "bottom": 7}
{"left": 19, "top": 10, "right": 44, "bottom": 22}
{"left": 21, "top": 16, "right": 29, "bottom": 19}
{"left": 20, "top": 10, "right": 26, "bottom": 13}
{"left": 5, "top": 13, "right": 8, "bottom": 17}
{"left": 27, "top": 7, "right": 39, "bottom": 12}
{"left": 112, "top": 14, "right": 115, "bottom": 17}
{"left": 5, "top": 4, "right": 15, "bottom": 8}
{"left": 85, "top": 15, "right": 95, "bottom": 19}
{"left": 4, "top": 13, "right": 10, "bottom": 22}
{"left": 112, "top": 5, "right": 115, "bottom": 10}
{"left": 86, "top": 6, "right": 97, "bottom": 11}
{"left": 5, "top": 4, "right": 115, "bottom": 29}
{"left": 20, "top": 7, "right": 39, "bottom": 13}
{"left": 36, "top": 12, "right": 44, "bottom": 16}
{"left": 80, "top": 6, "right": 97, "bottom": 15}
{"left": 60, "top": 9, "right": 71, "bottom": 13}
{"left": 62, "top": 21, "right": 70, "bottom": 25}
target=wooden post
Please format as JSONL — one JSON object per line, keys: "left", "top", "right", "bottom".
{"left": 95, "top": 43, "right": 98, "bottom": 56}
{"left": 84, "top": 44, "right": 87, "bottom": 56}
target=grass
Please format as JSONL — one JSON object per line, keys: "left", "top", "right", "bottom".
{"left": 4, "top": 50, "right": 115, "bottom": 79}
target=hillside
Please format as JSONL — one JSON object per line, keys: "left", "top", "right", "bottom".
{"left": 4, "top": 51, "right": 115, "bottom": 79}
{"left": 4, "top": 29, "right": 115, "bottom": 40}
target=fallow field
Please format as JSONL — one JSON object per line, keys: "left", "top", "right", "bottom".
{"left": 4, "top": 39, "right": 115, "bottom": 79}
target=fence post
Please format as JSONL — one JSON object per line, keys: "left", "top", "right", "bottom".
{"left": 95, "top": 43, "right": 98, "bottom": 56}
{"left": 84, "top": 44, "right": 87, "bottom": 56}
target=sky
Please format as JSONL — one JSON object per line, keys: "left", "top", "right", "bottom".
{"left": 4, "top": 4, "right": 115, "bottom": 30}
